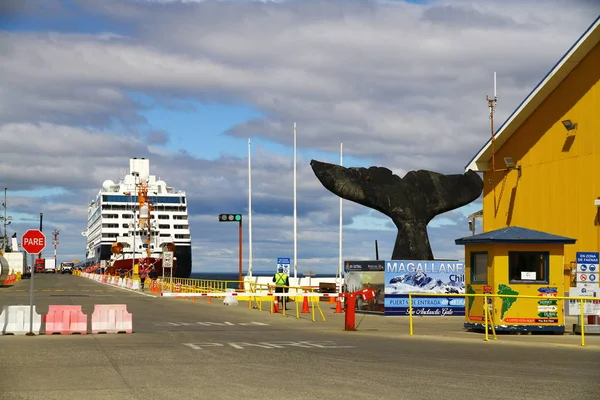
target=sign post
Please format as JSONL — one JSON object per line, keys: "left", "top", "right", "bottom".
{"left": 277, "top": 258, "right": 291, "bottom": 276}
{"left": 162, "top": 251, "right": 174, "bottom": 293}
{"left": 21, "top": 229, "right": 46, "bottom": 336}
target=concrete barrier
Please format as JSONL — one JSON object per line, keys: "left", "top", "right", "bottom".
{"left": 91, "top": 304, "right": 133, "bottom": 334}
{"left": 0, "top": 305, "right": 42, "bottom": 335}
{"left": 45, "top": 305, "right": 87, "bottom": 335}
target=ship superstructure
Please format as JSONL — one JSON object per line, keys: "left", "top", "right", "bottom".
{"left": 82, "top": 158, "right": 192, "bottom": 277}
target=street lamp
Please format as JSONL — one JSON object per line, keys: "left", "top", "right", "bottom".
{"left": 52, "top": 229, "right": 59, "bottom": 268}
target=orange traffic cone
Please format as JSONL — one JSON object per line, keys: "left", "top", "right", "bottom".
{"left": 334, "top": 297, "right": 343, "bottom": 313}
{"left": 329, "top": 295, "right": 335, "bottom": 304}
{"left": 273, "top": 299, "right": 280, "bottom": 313}
{"left": 301, "top": 295, "right": 310, "bottom": 313}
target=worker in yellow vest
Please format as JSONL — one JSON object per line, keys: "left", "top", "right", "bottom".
{"left": 272, "top": 267, "right": 290, "bottom": 310}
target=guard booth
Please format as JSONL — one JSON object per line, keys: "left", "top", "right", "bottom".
{"left": 455, "top": 226, "right": 576, "bottom": 333}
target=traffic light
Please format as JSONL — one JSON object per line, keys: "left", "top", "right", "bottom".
{"left": 219, "top": 214, "right": 242, "bottom": 222}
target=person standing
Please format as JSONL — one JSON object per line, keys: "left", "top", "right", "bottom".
{"left": 272, "top": 267, "right": 289, "bottom": 310}
{"left": 140, "top": 267, "right": 148, "bottom": 290}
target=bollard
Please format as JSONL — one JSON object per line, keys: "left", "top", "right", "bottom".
{"left": 344, "top": 294, "right": 356, "bottom": 331}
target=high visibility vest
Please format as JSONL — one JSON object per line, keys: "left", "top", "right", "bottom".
{"left": 274, "top": 272, "right": 287, "bottom": 286}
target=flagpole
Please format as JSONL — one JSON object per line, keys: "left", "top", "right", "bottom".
{"left": 248, "top": 138, "right": 253, "bottom": 277}
{"left": 338, "top": 144, "right": 343, "bottom": 291}
{"left": 293, "top": 122, "right": 297, "bottom": 279}
{"left": 3, "top": 187, "right": 6, "bottom": 252}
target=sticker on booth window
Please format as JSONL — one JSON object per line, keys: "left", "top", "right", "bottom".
{"left": 521, "top": 271, "right": 536, "bottom": 280}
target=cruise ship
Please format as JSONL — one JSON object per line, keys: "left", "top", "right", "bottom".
{"left": 82, "top": 158, "right": 192, "bottom": 278}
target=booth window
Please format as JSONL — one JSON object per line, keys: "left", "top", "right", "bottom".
{"left": 470, "top": 252, "right": 488, "bottom": 283}
{"left": 508, "top": 251, "right": 549, "bottom": 284}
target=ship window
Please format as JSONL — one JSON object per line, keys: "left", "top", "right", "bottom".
{"left": 159, "top": 224, "right": 170, "bottom": 229}
{"left": 158, "top": 215, "right": 169, "bottom": 220}
{"left": 508, "top": 251, "right": 549, "bottom": 284}
{"left": 470, "top": 252, "right": 488, "bottom": 283}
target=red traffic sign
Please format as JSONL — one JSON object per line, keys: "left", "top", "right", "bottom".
{"left": 21, "top": 229, "right": 46, "bottom": 254}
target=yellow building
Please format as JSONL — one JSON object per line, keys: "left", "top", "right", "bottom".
{"left": 465, "top": 16, "right": 600, "bottom": 290}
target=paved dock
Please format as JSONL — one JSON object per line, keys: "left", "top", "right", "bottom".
{"left": 1, "top": 275, "right": 599, "bottom": 400}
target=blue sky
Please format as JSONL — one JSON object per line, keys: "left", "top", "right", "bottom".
{"left": 0, "top": 0, "right": 596, "bottom": 273}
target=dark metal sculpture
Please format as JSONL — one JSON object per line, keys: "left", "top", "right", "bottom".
{"left": 310, "top": 160, "right": 483, "bottom": 260}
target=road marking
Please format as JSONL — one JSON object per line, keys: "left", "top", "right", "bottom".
{"left": 182, "top": 341, "right": 355, "bottom": 350}
{"left": 156, "top": 321, "right": 269, "bottom": 327}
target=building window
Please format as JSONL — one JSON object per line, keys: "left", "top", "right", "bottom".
{"left": 470, "top": 252, "right": 488, "bottom": 283}
{"left": 508, "top": 251, "right": 549, "bottom": 284}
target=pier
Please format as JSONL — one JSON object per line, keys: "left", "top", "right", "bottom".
{"left": 1, "top": 274, "right": 599, "bottom": 399}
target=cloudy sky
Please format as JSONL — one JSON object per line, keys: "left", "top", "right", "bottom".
{"left": 0, "top": 0, "right": 598, "bottom": 275}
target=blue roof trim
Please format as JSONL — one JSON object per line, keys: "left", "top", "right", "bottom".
{"left": 455, "top": 226, "right": 577, "bottom": 245}
{"left": 464, "top": 14, "right": 600, "bottom": 171}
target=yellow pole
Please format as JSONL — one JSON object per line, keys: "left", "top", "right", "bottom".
{"left": 490, "top": 296, "right": 497, "bottom": 340}
{"left": 409, "top": 293, "right": 414, "bottom": 336}
{"left": 580, "top": 298, "right": 585, "bottom": 347}
{"left": 484, "top": 294, "right": 489, "bottom": 342}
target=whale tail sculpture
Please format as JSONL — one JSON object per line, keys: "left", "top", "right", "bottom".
{"left": 310, "top": 160, "right": 483, "bottom": 260}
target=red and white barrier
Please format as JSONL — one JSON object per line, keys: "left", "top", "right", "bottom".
{"left": 45, "top": 305, "right": 88, "bottom": 335}
{"left": 91, "top": 304, "right": 133, "bottom": 334}
{"left": 0, "top": 305, "right": 42, "bottom": 335}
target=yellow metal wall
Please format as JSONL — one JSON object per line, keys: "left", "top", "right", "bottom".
{"left": 482, "top": 40, "right": 600, "bottom": 268}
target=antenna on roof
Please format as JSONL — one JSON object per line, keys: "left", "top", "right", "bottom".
{"left": 486, "top": 71, "right": 498, "bottom": 171}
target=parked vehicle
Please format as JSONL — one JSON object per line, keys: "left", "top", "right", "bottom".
{"left": 44, "top": 259, "right": 56, "bottom": 273}
{"left": 3, "top": 251, "right": 29, "bottom": 278}
{"left": 34, "top": 259, "right": 45, "bottom": 273}
{"left": 60, "top": 261, "right": 74, "bottom": 274}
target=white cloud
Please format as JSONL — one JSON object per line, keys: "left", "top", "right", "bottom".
{"left": 0, "top": 0, "right": 597, "bottom": 273}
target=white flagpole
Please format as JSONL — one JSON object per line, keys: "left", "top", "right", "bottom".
{"left": 293, "top": 122, "right": 298, "bottom": 279}
{"left": 338, "top": 143, "right": 343, "bottom": 291}
{"left": 248, "top": 138, "right": 253, "bottom": 277}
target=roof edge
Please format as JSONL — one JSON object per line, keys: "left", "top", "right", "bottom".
{"left": 464, "top": 15, "right": 600, "bottom": 173}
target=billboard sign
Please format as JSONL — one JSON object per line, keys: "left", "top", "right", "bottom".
{"left": 344, "top": 260, "right": 385, "bottom": 272}
{"left": 384, "top": 260, "right": 465, "bottom": 316}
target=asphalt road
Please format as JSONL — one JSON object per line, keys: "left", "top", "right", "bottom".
{"left": 1, "top": 274, "right": 599, "bottom": 400}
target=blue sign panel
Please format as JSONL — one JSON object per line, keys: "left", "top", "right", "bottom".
{"left": 576, "top": 252, "right": 599, "bottom": 264}
{"left": 277, "top": 257, "right": 291, "bottom": 274}
{"left": 384, "top": 260, "right": 465, "bottom": 316}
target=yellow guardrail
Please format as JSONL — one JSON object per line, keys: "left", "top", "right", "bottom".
{"left": 408, "top": 293, "right": 600, "bottom": 346}
{"left": 157, "top": 278, "right": 329, "bottom": 322}
{"left": 77, "top": 273, "right": 335, "bottom": 322}
{"left": 161, "top": 277, "right": 236, "bottom": 293}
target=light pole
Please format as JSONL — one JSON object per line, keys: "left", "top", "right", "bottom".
{"left": 2, "top": 187, "right": 6, "bottom": 252}
{"left": 38, "top": 213, "right": 43, "bottom": 260}
{"left": 52, "top": 229, "right": 59, "bottom": 268}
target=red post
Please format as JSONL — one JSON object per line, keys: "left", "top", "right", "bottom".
{"left": 238, "top": 219, "right": 243, "bottom": 290}
{"left": 344, "top": 294, "right": 356, "bottom": 331}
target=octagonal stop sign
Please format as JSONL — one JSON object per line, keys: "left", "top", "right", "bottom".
{"left": 21, "top": 229, "right": 46, "bottom": 254}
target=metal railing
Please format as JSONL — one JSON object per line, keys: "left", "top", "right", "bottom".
{"left": 408, "top": 293, "right": 600, "bottom": 346}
